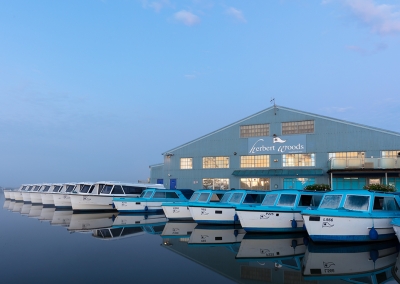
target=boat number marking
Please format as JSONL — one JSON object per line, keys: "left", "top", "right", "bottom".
{"left": 201, "top": 235, "right": 209, "bottom": 242}
{"left": 173, "top": 207, "right": 180, "bottom": 213}
{"left": 201, "top": 208, "right": 209, "bottom": 215}
{"left": 83, "top": 197, "right": 91, "bottom": 201}
{"left": 260, "top": 249, "right": 274, "bottom": 257}
{"left": 322, "top": 218, "right": 334, "bottom": 228}
{"left": 260, "top": 213, "right": 274, "bottom": 219}
{"left": 121, "top": 202, "right": 127, "bottom": 206}
{"left": 172, "top": 228, "right": 180, "bottom": 234}
{"left": 323, "top": 262, "right": 335, "bottom": 273}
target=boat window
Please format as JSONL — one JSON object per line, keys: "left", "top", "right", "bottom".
{"left": 298, "top": 194, "right": 323, "bottom": 207}
{"left": 66, "top": 185, "right": 75, "bottom": 193}
{"left": 229, "top": 193, "right": 244, "bottom": 204}
{"left": 88, "top": 185, "right": 96, "bottom": 194}
{"left": 189, "top": 192, "right": 200, "bottom": 201}
{"left": 262, "top": 194, "right": 278, "bottom": 206}
{"left": 109, "top": 228, "right": 123, "bottom": 237}
{"left": 80, "top": 185, "right": 91, "bottom": 193}
{"left": 53, "top": 186, "right": 61, "bottom": 193}
{"left": 42, "top": 186, "right": 50, "bottom": 192}
{"left": 101, "top": 185, "right": 113, "bottom": 194}
{"left": 21, "top": 186, "right": 26, "bottom": 191}
{"left": 153, "top": 192, "right": 166, "bottom": 198}
{"left": 373, "top": 197, "right": 400, "bottom": 211}
{"left": 277, "top": 194, "right": 297, "bottom": 206}
{"left": 211, "top": 193, "right": 223, "bottom": 202}
{"left": 198, "top": 193, "right": 211, "bottom": 202}
{"left": 112, "top": 185, "right": 124, "bottom": 195}
{"left": 121, "top": 227, "right": 143, "bottom": 236}
{"left": 27, "top": 186, "right": 33, "bottom": 191}
{"left": 144, "top": 191, "right": 154, "bottom": 198}
{"left": 123, "top": 186, "right": 146, "bottom": 195}
{"left": 166, "top": 192, "right": 179, "bottom": 199}
{"left": 33, "top": 186, "right": 40, "bottom": 192}
{"left": 319, "top": 195, "right": 342, "bottom": 209}
{"left": 98, "top": 229, "right": 112, "bottom": 239}
{"left": 344, "top": 195, "right": 370, "bottom": 211}
{"left": 220, "top": 193, "right": 232, "bottom": 203}
{"left": 243, "top": 194, "right": 266, "bottom": 204}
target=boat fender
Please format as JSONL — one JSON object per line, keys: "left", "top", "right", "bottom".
{"left": 303, "top": 237, "right": 309, "bottom": 246}
{"left": 370, "top": 249, "right": 379, "bottom": 262}
{"left": 112, "top": 203, "right": 115, "bottom": 209}
{"left": 234, "top": 229, "right": 238, "bottom": 237}
{"left": 144, "top": 214, "right": 148, "bottom": 220}
{"left": 303, "top": 223, "right": 306, "bottom": 230}
{"left": 369, "top": 227, "right": 378, "bottom": 240}
{"left": 145, "top": 206, "right": 148, "bottom": 211}
{"left": 112, "top": 215, "right": 116, "bottom": 222}
{"left": 291, "top": 240, "right": 297, "bottom": 249}
{"left": 291, "top": 219, "right": 297, "bottom": 228}
{"left": 234, "top": 214, "right": 239, "bottom": 222}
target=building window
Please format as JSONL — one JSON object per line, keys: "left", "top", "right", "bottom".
{"left": 180, "top": 158, "right": 193, "bottom": 169}
{"left": 240, "top": 124, "right": 269, "bottom": 138}
{"left": 240, "top": 155, "right": 270, "bottom": 168}
{"left": 382, "top": 150, "right": 400, "bottom": 158}
{"left": 283, "top": 153, "right": 315, "bottom": 167}
{"left": 203, "top": 157, "right": 229, "bottom": 168}
{"left": 329, "top": 152, "right": 364, "bottom": 159}
{"left": 283, "top": 178, "right": 315, "bottom": 189}
{"left": 282, "top": 120, "right": 314, "bottom": 134}
{"left": 202, "top": 178, "right": 229, "bottom": 190}
{"left": 240, "top": 178, "right": 270, "bottom": 190}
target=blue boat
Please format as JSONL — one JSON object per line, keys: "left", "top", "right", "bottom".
{"left": 189, "top": 189, "right": 267, "bottom": 225}
{"left": 302, "top": 190, "right": 400, "bottom": 242}
{"left": 236, "top": 189, "right": 325, "bottom": 233}
{"left": 162, "top": 189, "right": 227, "bottom": 220}
{"left": 112, "top": 188, "right": 194, "bottom": 213}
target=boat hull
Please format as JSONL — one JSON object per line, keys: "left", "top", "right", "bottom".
{"left": 70, "top": 195, "right": 115, "bottom": 211}
{"left": 237, "top": 210, "right": 305, "bottom": 233}
{"left": 303, "top": 215, "right": 395, "bottom": 242}
{"left": 22, "top": 192, "right": 31, "bottom": 203}
{"left": 189, "top": 206, "right": 239, "bottom": 224}
{"left": 53, "top": 193, "right": 73, "bottom": 208}
{"left": 30, "top": 192, "right": 43, "bottom": 204}
{"left": 14, "top": 191, "right": 23, "bottom": 202}
{"left": 113, "top": 200, "right": 164, "bottom": 213}
{"left": 41, "top": 193, "right": 55, "bottom": 206}
{"left": 162, "top": 205, "right": 192, "bottom": 220}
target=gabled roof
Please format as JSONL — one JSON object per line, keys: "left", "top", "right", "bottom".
{"left": 162, "top": 105, "right": 400, "bottom": 154}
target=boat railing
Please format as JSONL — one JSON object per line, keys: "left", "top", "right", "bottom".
{"left": 328, "top": 157, "right": 400, "bottom": 170}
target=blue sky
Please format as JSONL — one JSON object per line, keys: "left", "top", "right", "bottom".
{"left": 1, "top": 0, "right": 399, "bottom": 187}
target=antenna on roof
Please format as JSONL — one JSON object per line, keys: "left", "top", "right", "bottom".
{"left": 270, "top": 98, "right": 277, "bottom": 115}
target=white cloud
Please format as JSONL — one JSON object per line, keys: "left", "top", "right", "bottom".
{"left": 226, "top": 7, "right": 246, "bottom": 23}
{"left": 343, "top": 0, "right": 400, "bottom": 35}
{"left": 140, "top": 0, "right": 171, "bottom": 13}
{"left": 174, "top": 10, "right": 200, "bottom": 26}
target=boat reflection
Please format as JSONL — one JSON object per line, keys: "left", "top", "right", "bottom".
{"left": 51, "top": 210, "right": 73, "bottom": 227}
{"left": 93, "top": 227, "right": 145, "bottom": 240}
{"left": 12, "top": 202, "right": 24, "bottom": 213}
{"left": 38, "top": 207, "right": 56, "bottom": 221}
{"left": 302, "top": 240, "right": 398, "bottom": 283}
{"left": 161, "top": 221, "right": 197, "bottom": 239}
{"left": 112, "top": 213, "right": 167, "bottom": 236}
{"left": 28, "top": 205, "right": 43, "bottom": 218}
{"left": 3, "top": 200, "right": 10, "bottom": 210}
{"left": 188, "top": 225, "right": 245, "bottom": 246}
{"left": 236, "top": 233, "right": 308, "bottom": 271}
{"left": 68, "top": 212, "right": 118, "bottom": 232}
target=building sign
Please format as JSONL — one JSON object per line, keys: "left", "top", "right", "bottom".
{"left": 248, "top": 135, "right": 306, "bottom": 155}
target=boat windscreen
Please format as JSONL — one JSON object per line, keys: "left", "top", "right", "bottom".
{"left": 319, "top": 195, "right": 342, "bottom": 209}
{"left": 101, "top": 185, "right": 113, "bottom": 194}
{"left": 344, "top": 195, "right": 369, "bottom": 211}
{"left": 189, "top": 192, "right": 200, "bottom": 201}
{"left": 277, "top": 194, "right": 297, "bottom": 206}
{"left": 123, "top": 186, "right": 145, "bottom": 195}
{"left": 53, "top": 186, "right": 61, "bottom": 192}
{"left": 27, "top": 186, "right": 33, "bottom": 191}
{"left": 33, "top": 186, "right": 40, "bottom": 192}
{"left": 143, "top": 191, "right": 153, "bottom": 198}
{"left": 198, "top": 193, "right": 210, "bottom": 202}
{"left": 80, "top": 185, "right": 91, "bottom": 193}
{"left": 298, "top": 194, "right": 323, "bottom": 207}
{"left": 229, "top": 193, "right": 244, "bottom": 204}
{"left": 262, "top": 194, "right": 278, "bottom": 206}
{"left": 373, "top": 197, "right": 400, "bottom": 211}
{"left": 112, "top": 185, "right": 124, "bottom": 194}
{"left": 42, "top": 186, "right": 50, "bottom": 192}
{"left": 66, "top": 185, "right": 75, "bottom": 192}
{"left": 21, "top": 186, "right": 27, "bottom": 191}
{"left": 220, "top": 193, "right": 232, "bottom": 203}
{"left": 243, "top": 193, "right": 266, "bottom": 204}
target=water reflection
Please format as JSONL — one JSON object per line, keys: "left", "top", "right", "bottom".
{"left": 2, "top": 198, "right": 400, "bottom": 284}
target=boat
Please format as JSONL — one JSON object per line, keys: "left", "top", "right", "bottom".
{"left": 189, "top": 189, "right": 267, "bottom": 225}
{"left": 40, "top": 183, "right": 64, "bottom": 206}
{"left": 302, "top": 240, "right": 397, "bottom": 282}
{"left": 302, "top": 190, "right": 400, "bottom": 242}
{"left": 30, "top": 184, "right": 49, "bottom": 204}
{"left": 236, "top": 189, "right": 325, "bottom": 233}
{"left": 68, "top": 212, "right": 118, "bottom": 232}
{"left": 22, "top": 185, "right": 36, "bottom": 203}
{"left": 52, "top": 182, "right": 78, "bottom": 208}
{"left": 70, "top": 181, "right": 165, "bottom": 211}
{"left": 188, "top": 224, "right": 245, "bottom": 245}
{"left": 162, "top": 189, "right": 227, "bottom": 220}
{"left": 113, "top": 188, "right": 194, "bottom": 213}
{"left": 14, "top": 184, "right": 29, "bottom": 202}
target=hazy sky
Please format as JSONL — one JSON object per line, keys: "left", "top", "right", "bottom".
{"left": 1, "top": 0, "right": 399, "bottom": 187}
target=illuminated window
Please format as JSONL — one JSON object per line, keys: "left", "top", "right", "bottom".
{"left": 240, "top": 178, "right": 270, "bottom": 190}
{"left": 382, "top": 150, "right": 400, "bottom": 158}
{"left": 240, "top": 155, "right": 269, "bottom": 168}
{"left": 282, "top": 120, "right": 314, "bottom": 134}
{"left": 329, "top": 152, "right": 364, "bottom": 159}
{"left": 180, "top": 158, "right": 193, "bottom": 169}
{"left": 202, "top": 179, "right": 229, "bottom": 190}
{"left": 282, "top": 154, "right": 315, "bottom": 167}
{"left": 240, "top": 124, "right": 269, "bottom": 138}
{"left": 203, "top": 157, "right": 229, "bottom": 168}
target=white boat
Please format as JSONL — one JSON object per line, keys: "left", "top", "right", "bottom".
{"left": 40, "top": 184, "right": 63, "bottom": 207}
{"left": 162, "top": 189, "right": 227, "bottom": 220}
{"left": 189, "top": 189, "right": 267, "bottom": 225}
{"left": 236, "top": 190, "right": 325, "bottom": 233}
{"left": 70, "top": 181, "right": 164, "bottom": 211}
{"left": 302, "top": 190, "right": 400, "bottom": 242}
{"left": 30, "top": 184, "right": 48, "bottom": 204}
{"left": 14, "top": 184, "right": 29, "bottom": 202}
{"left": 188, "top": 225, "right": 245, "bottom": 245}
{"left": 68, "top": 212, "right": 118, "bottom": 231}
{"left": 53, "top": 182, "right": 78, "bottom": 208}
{"left": 302, "top": 240, "right": 397, "bottom": 282}
{"left": 113, "top": 189, "right": 193, "bottom": 213}
{"left": 22, "top": 185, "right": 36, "bottom": 203}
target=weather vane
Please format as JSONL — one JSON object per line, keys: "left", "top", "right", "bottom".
{"left": 270, "top": 98, "right": 277, "bottom": 115}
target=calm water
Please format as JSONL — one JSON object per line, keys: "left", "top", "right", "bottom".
{"left": 1, "top": 194, "right": 399, "bottom": 284}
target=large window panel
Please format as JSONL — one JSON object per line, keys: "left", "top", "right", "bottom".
{"left": 240, "top": 178, "right": 270, "bottom": 190}
{"left": 240, "top": 124, "right": 269, "bottom": 138}
{"left": 282, "top": 153, "right": 315, "bottom": 167}
{"left": 203, "top": 157, "right": 229, "bottom": 168}
{"left": 282, "top": 120, "right": 314, "bottom": 134}
{"left": 180, "top": 158, "right": 193, "bottom": 169}
{"left": 202, "top": 178, "right": 229, "bottom": 190}
{"left": 240, "top": 155, "right": 269, "bottom": 168}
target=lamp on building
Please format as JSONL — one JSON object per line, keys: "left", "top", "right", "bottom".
{"left": 165, "top": 153, "right": 174, "bottom": 158}
{"left": 233, "top": 152, "right": 237, "bottom": 155}
{"left": 273, "top": 134, "right": 277, "bottom": 137}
